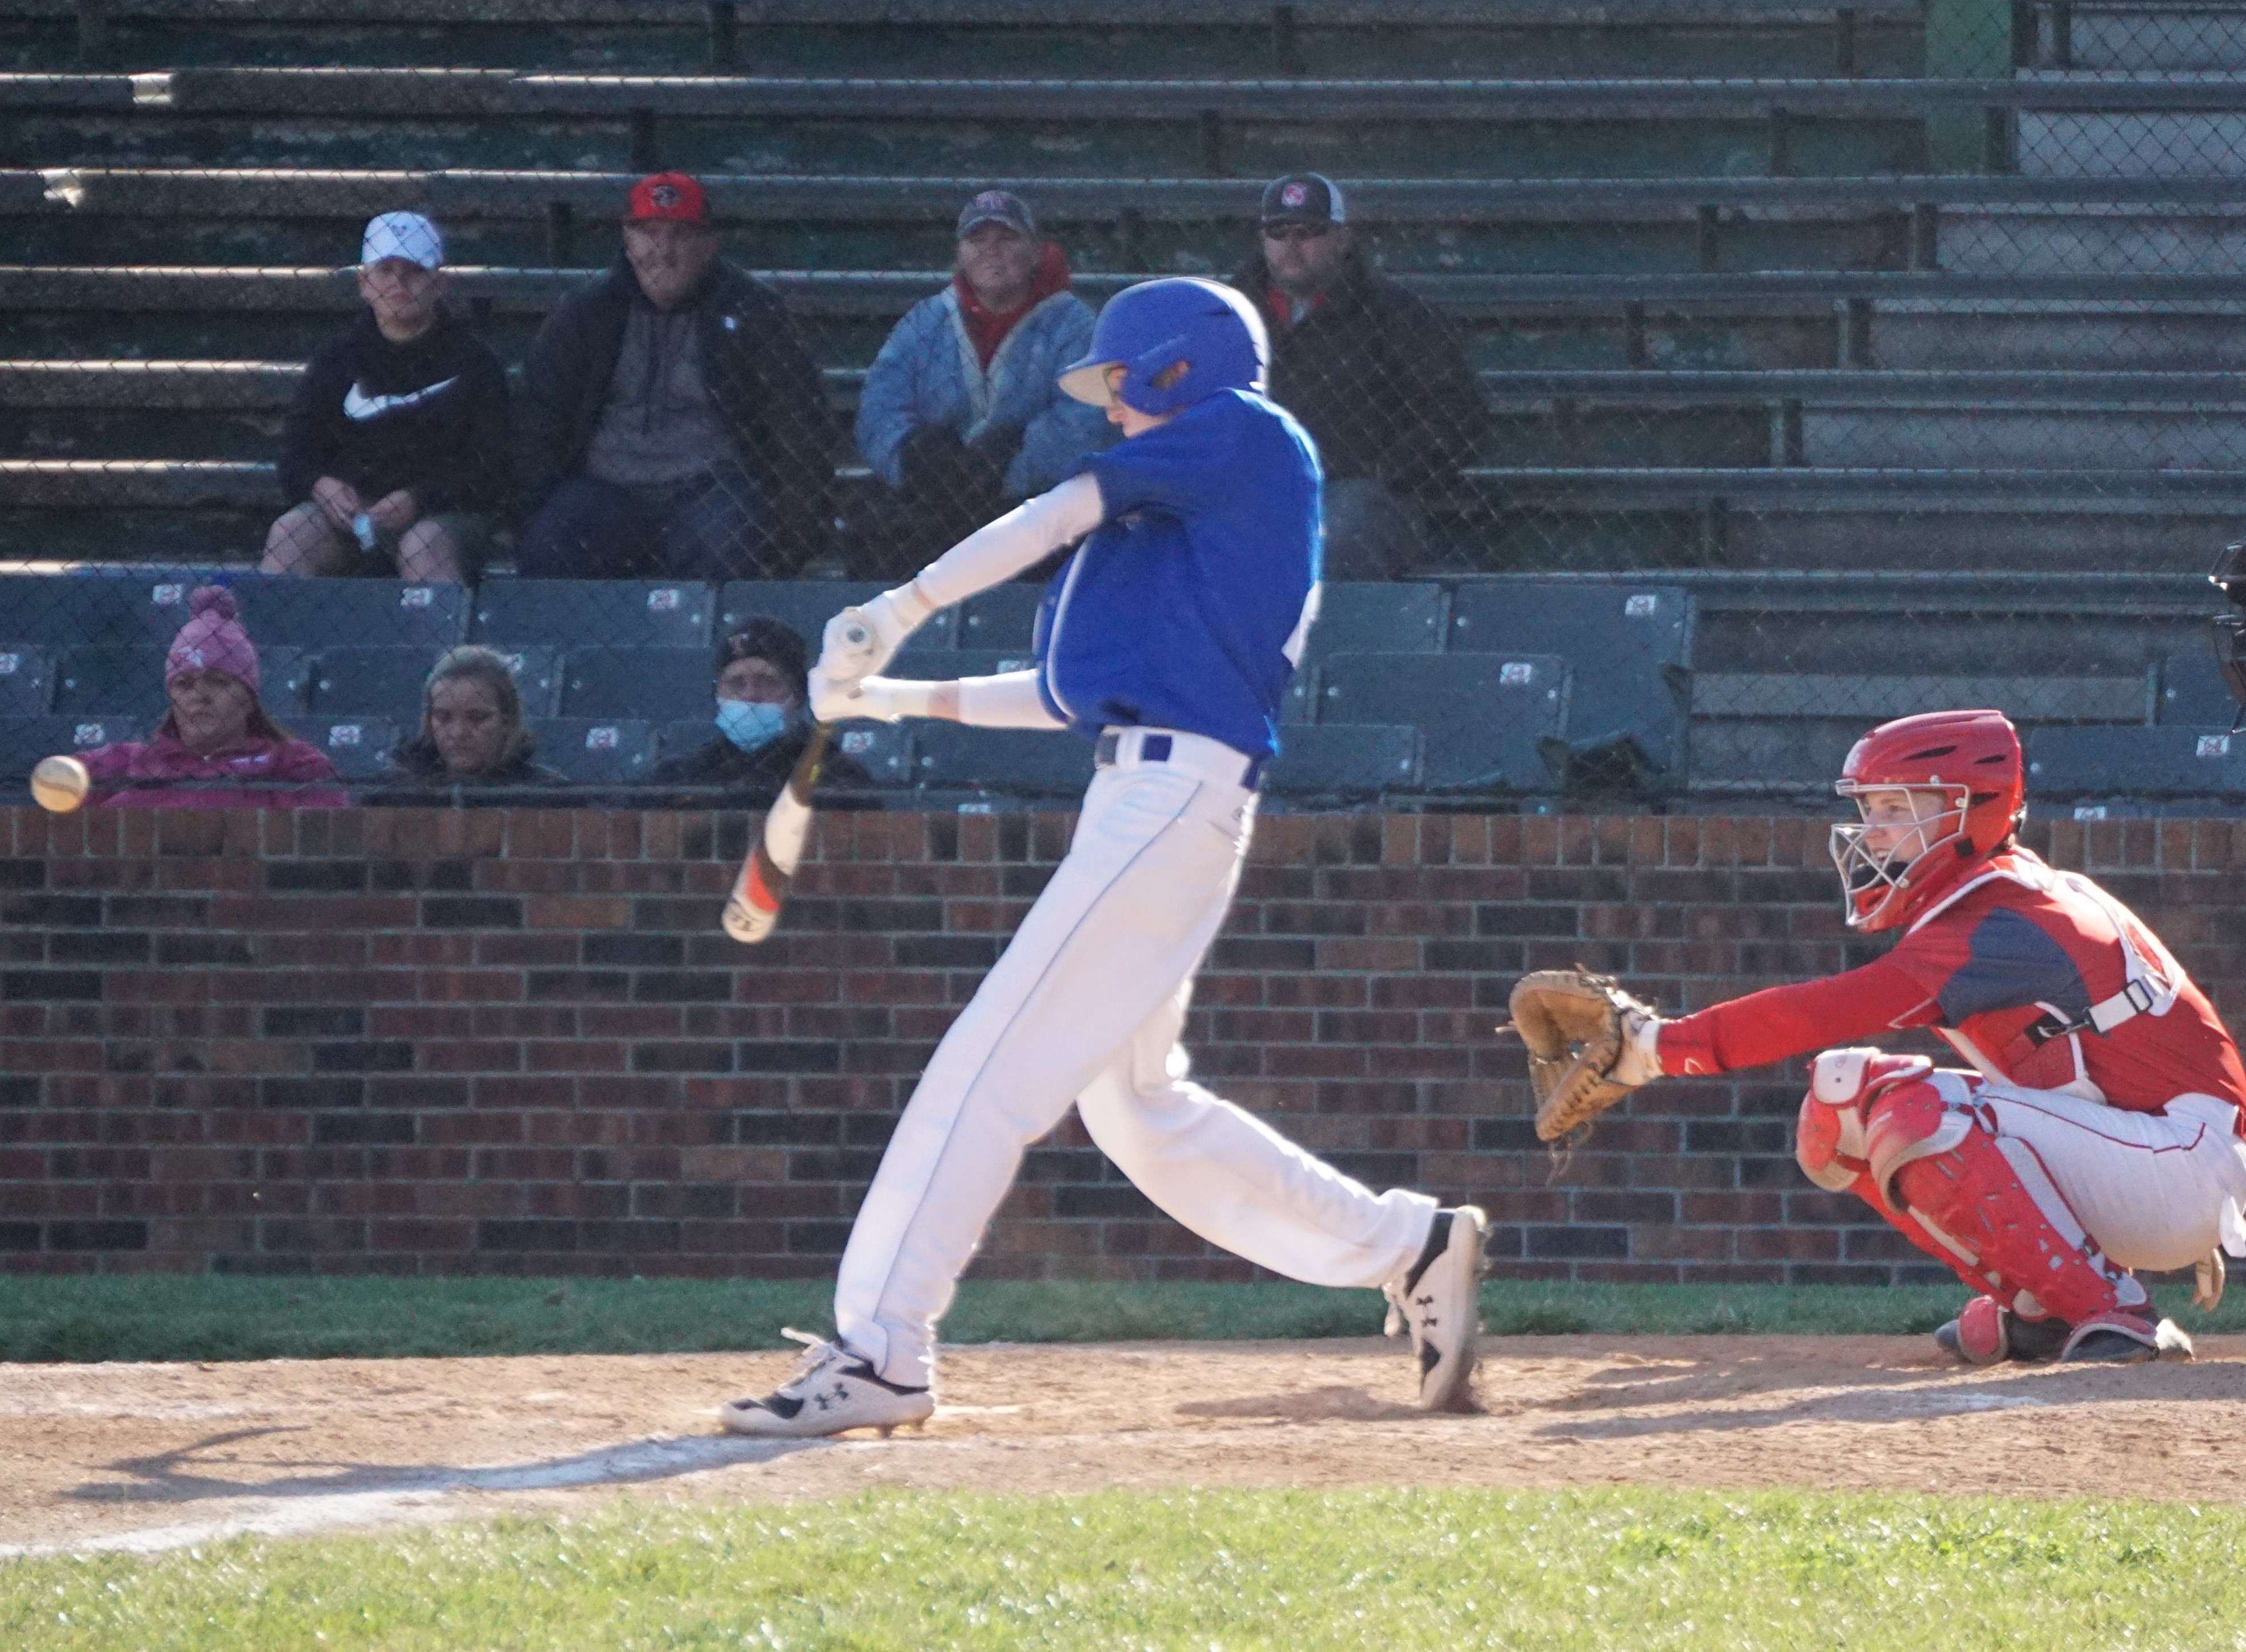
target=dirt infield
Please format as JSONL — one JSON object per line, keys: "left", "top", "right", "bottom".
{"left": 6, "top": 1334, "right": 2243, "bottom": 1556}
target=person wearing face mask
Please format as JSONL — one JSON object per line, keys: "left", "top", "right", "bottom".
{"left": 378, "top": 646, "right": 570, "bottom": 804}
{"left": 516, "top": 173, "right": 839, "bottom": 580}
{"left": 74, "top": 587, "right": 349, "bottom": 809}
{"left": 642, "top": 618, "right": 874, "bottom": 807}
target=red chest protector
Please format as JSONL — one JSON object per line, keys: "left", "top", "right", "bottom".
{"left": 1893, "top": 850, "right": 2246, "bottom": 1117}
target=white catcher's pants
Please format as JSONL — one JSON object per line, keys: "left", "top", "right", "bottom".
{"left": 1973, "top": 1081, "right": 2246, "bottom": 1273}
{"left": 835, "top": 742, "right": 1438, "bottom": 1387}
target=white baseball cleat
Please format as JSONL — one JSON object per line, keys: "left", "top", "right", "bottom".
{"left": 1382, "top": 1205, "right": 1488, "bottom": 1412}
{"left": 718, "top": 1328, "right": 935, "bottom": 1439}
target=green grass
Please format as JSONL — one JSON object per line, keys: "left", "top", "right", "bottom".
{"left": 8, "top": 1487, "right": 2245, "bottom": 1650}
{"left": 0, "top": 1273, "right": 2236, "bottom": 1363}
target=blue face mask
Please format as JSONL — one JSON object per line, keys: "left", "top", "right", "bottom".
{"left": 716, "top": 697, "right": 790, "bottom": 753}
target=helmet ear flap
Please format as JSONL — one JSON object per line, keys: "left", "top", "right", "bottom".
{"left": 1119, "top": 331, "right": 1194, "bottom": 414}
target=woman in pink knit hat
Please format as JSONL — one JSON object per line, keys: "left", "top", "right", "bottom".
{"left": 77, "top": 587, "right": 349, "bottom": 809}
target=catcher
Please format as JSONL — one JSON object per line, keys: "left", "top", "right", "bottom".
{"left": 1509, "top": 708, "right": 2246, "bottom": 1365}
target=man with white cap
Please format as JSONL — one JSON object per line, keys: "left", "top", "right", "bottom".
{"left": 262, "top": 210, "right": 512, "bottom": 584}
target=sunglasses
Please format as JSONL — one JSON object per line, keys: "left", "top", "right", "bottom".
{"left": 1260, "top": 222, "right": 1334, "bottom": 243}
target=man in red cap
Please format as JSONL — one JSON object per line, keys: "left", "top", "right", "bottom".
{"left": 518, "top": 172, "right": 839, "bottom": 579}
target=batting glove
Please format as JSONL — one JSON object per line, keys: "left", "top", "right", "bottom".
{"left": 819, "top": 581, "right": 937, "bottom": 687}
{"left": 809, "top": 670, "right": 935, "bottom": 726}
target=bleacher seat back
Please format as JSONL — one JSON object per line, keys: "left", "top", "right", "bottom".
{"left": 0, "top": 569, "right": 244, "bottom": 649}
{"left": 1318, "top": 652, "right": 1567, "bottom": 791}
{"left": 55, "top": 647, "right": 169, "bottom": 718}
{"left": 0, "top": 647, "right": 52, "bottom": 716}
{"left": 560, "top": 647, "right": 714, "bottom": 722}
{"left": 1446, "top": 582, "right": 1690, "bottom": 779}
{"left": 1264, "top": 724, "right": 1418, "bottom": 799}
{"left": 259, "top": 647, "right": 312, "bottom": 713}
{"left": 479, "top": 645, "right": 563, "bottom": 718}
{"left": 0, "top": 715, "right": 142, "bottom": 783}
{"left": 957, "top": 583, "right": 1046, "bottom": 652}
{"left": 2027, "top": 726, "right": 2246, "bottom": 799}
{"left": 314, "top": 647, "right": 439, "bottom": 720}
{"left": 473, "top": 580, "right": 712, "bottom": 650}
{"left": 293, "top": 715, "right": 398, "bottom": 782}
{"left": 718, "top": 580, "right": 957, "bottom": 659}
{"left": 912, "top": 724, "right": 1095, "bottom": 795}
{"left": 530, "top": 718, "right": 657, "bottom": 784}
{"left": 1300, "top": 583, "right": 1447, "bottom": 664}
{"left": 2159, "top": 648, "right": 2243, "bottom": 729}
{"left": 832, "top": 723, "right": 914, "bottom": 786}
{"left": 886, "top": 648, "right": 1039, "bottom": 681}
{"left": 315, "top": 645, "right": 559, "bottom": 720}
{"left": 230, "top": 577, "right": 471, "bottom": 651}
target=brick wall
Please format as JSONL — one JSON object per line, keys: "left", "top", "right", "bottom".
{"left": 3, "top": 804, "right": 2241, "bottom": 1283}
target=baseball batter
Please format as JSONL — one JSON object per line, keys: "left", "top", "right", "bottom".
{"left": 1514, "top": 708, "right": 2246, "bottom": 1364}
{"left": 721, "top": 277, "right": 1487, "bottom": 1437}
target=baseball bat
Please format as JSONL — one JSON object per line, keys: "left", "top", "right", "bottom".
{"left": 719, "top": 611, "right": 876, "bottom": 945}
{"left": 721, "top": 723, "right": 834, "bottom": 945}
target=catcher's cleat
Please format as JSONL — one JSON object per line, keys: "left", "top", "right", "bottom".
{"left": 1383, "top": 1205, "right": 1488, "bottom": 1413}
{"left": 1931, "top": 1295, "right": 2071, "bottom": 1365}
{"left": 719, "top": 1328, "right": 934, "bottom": 1439}
{"left": 2060, "top": 1311, "right": 2194, "bottom": 1365}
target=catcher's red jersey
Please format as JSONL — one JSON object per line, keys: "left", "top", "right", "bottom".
{"left": 1660, "top": 848, "right": 2246, "bottom": 1118}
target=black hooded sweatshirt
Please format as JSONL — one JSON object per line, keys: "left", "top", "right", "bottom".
{"left": 279, "top": 308, "right": 514, "bottom": 516}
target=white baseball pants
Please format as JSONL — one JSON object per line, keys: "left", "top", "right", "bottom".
{"left": 1977, "top": 1082, "right": 2246, "bottom": 1271}
{"left": 834, "top": 735, "right": 1438, "bottom": 1388}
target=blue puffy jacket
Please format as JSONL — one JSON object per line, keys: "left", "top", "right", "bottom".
{"left": 856, "top": 258, "right": 1114, "bottom": 500}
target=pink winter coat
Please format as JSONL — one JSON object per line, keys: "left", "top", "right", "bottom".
{"left": 79, "top": 728, "right": 349, "bottom": 810}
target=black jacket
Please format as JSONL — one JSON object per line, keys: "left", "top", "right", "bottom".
{"left": 280, "top": 308, "right": 513, "bottom": 514}
{"left": 1229, "top": 248, "right": 1491, "bottom": 496}
{"left": 642, "top": 725, "right": 875, "bottom": 810}
{"left": 373, "top": 741, "right": 573, "bottom": 807}
{"left": 521, "top": 255, "right": 839, "bottom": 562}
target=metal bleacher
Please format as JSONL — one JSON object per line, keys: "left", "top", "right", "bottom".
{"left": 2, "top": 0, "right": 2245, "bottom": 807}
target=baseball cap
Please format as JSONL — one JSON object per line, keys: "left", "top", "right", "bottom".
{"left": 1259, "top": 173, "right": 1346, "bottom": 227}
{"left": 361, "top": 210, "right": 444, "bottom": 271}
{"left": 625, "top": 172, "right": 710, "bottom": 226}
{"left": 957, "top": 189, "right": 1035, "bottom": 239}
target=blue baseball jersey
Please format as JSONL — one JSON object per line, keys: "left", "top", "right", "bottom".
{"left": 1032, "top": 388, "right": 1322, "bottom": 761}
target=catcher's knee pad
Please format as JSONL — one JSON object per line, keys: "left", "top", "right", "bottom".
{"left": 1867, "top": 1081, "right": 2147, "bottom": 1325}
{"left": 1794, "top": 1048, "right": 1934, "bottom": 1194}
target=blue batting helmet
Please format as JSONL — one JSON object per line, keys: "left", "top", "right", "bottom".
{"left": 1058, "top": 277, "right": 1268, "bottom": 416}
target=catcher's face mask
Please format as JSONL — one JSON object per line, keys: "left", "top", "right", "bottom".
{"left": 1828, "top": 784, "right": 1966, "bottom": 931}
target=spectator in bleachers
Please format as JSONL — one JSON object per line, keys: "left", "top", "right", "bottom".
{"left": 516, "top": 173, "right": 839, "bottom": 581}
{"left": 76, "top": 587, "right": 347, "bottom": 809}
{"left": 643, "top": 616, "right": 872, "bottom": 806}
{"left": 377, "top": 646, "right": 570, "bottom": 804}
{"left": 851, "top": 189, "right": 1113, "bottom": 577}
{"left": 262, "top": 211, "right": 512, "bottom": 585}
{"left": 1228, "top": 173, "right": 1491, "bottom": 578}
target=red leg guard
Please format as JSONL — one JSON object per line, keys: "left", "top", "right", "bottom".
{"left": 1870, "top": 1081, "right": 2147, "bottom": 1325}
{"left": 1795, "top": 1050, "right": 1994, "bottom": 1291}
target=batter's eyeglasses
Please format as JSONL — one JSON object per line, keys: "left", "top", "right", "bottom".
{"left": 1260, "top": 223, "right": 1333, "bottom": 242}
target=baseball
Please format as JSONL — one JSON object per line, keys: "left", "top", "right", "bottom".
{"left": 30, "top": 754, "right": 91, "bottom": 813}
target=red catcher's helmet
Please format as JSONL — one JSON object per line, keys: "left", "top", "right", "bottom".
{"left": 1828, "top": 709, "right": 2024, "bottom": 933}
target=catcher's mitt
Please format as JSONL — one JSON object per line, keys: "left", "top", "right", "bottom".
{"left": 1504, "top": 968, "right": 1661, "bottom": 1142}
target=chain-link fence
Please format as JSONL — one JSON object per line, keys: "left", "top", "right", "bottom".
{"left": 3, "top": 0, "right": 2245, "bottom": 811}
